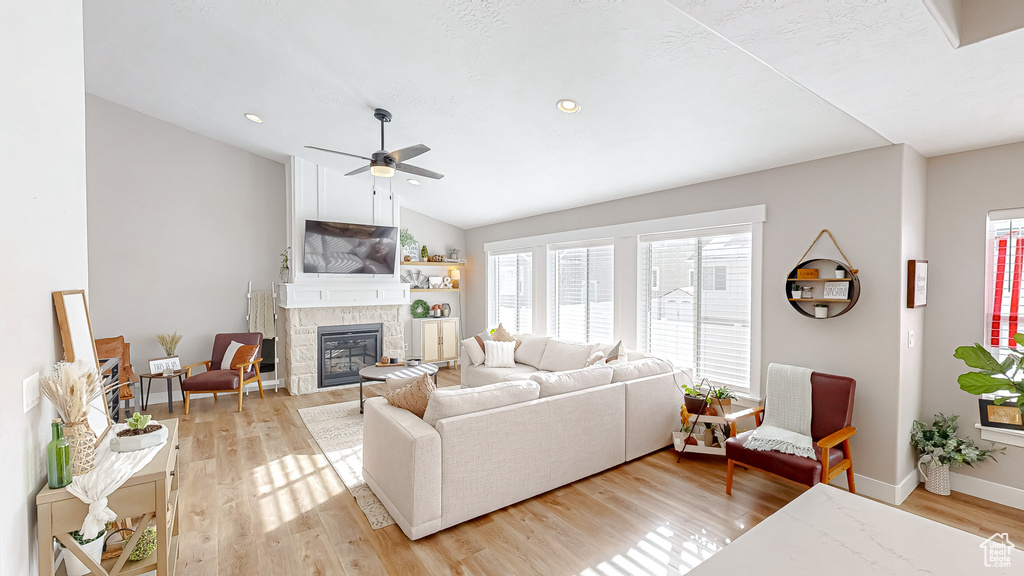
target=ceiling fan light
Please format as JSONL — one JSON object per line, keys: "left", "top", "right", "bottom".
{"left": 370, "top": 165, "right": 395, "bottom": 177}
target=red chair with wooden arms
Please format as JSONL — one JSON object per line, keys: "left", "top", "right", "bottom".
{"left": 725, "top": 371, "right": 857, "bottom": 494}
{"left": 181, "top": 332, "right": 264, "bottom": 414}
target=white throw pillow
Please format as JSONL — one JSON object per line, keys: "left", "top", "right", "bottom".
{"left": 422, "top": 380, "right": 540, "bottom": 427}
{"left": 460, "top": 336, "right": 485, "bottom": 366}
{"left": 484, "top": 340, "right": 517, "bottom": 368}
{"left": 538, "top": 339, "right": 596, "bottom": 372}
{"left": 514, "top": 334, "right": 551, "bottom": 368}
{"left": 530, "top": 366, "right": 614, "bottom": 398}
{"left": 608, "top": 357, "right": 674, "bottom": 383}
{"left": 584, "top": 351, "right": 606, "bottom": 367}
{"left": 220, "top": 341, "right": 245, "bottom": 370}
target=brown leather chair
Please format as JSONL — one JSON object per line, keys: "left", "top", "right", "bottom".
{"left": 725, "top": 371, "right": 857, "bottom": 494}
{"left": 181, "top": 333, "right": 264, "bottom": 413}
{"left": 95, "top": 336, "right": 138, "bottom": 415}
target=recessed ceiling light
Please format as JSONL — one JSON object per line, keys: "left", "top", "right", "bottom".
{"left": 407, "top": 179, "right": 421, "bottom": 186}
{"left": 556, "top": 99, "right": 580, "bottom": 114}
{"left": 244, "top": 113, "right": 263, "bottom": 124}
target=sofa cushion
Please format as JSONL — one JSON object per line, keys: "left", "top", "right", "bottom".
{"left": 515, "top": 334, "right": 550, "bottom": 368}
{"left": 490, "top": 324, "right": 520, "bottom": 350}
{"left": 500, "top": 370, "right": 547, "bottom": 382}
{"left": 460, "top": 335, "right": 486, "bottom": 366}
{"left": 609, "top": 358, "right": 674, "bottom": 383}
{"left": 229, "top": 344, "right": 259, "bottom": 369}
{"left": 423, "top": 380, "right": 541, "bottom": 427}
{"left": 538, "top": 339, "right": 595, "bottom": 372}
{"left": 584, "top": 351, "right": 606, "bottom": 367}
{"left": 484, "top": 340, "right": 517, "bottom": 368}
{"left": 220, "top": 340, "right": 246, "bottom": 370}
{"left": 383, "top": 373, "right": 436, "bottom": 418}
{"left": 530, "top": 366, "right": 613, "bottom": 398}
{"left": 606, "top": 341, "right": 625, "bottom": 363}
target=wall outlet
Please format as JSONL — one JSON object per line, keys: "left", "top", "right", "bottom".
{"left": 908, "top": 330, "right": 916, "bottom": 349}
{"left": 23, "top": 372, "right": 40, "bottom": 413}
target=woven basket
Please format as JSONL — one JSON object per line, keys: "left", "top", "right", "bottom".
{"left": 64, "top": 420, "right": 97, "bottom": 476}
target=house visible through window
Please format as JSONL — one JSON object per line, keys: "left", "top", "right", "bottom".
{"left": 489, "top": 251, "right": 532, "bottom": 334}
{"left": 640, "top": 226, "right": 753, "bottom": 390}
{"left": 988, "top": 211, "right": 1024, "bottom": 357}
{"left": 550, "top": 244, "right": 614, "bottom": 343}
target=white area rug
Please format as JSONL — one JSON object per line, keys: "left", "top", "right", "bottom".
{"left": 298, "top": 400, "right": 396, "bottom": 530}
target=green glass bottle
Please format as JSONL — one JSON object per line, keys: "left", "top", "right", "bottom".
{"left": 47, "top": 419, "right": 71, "bottom": 489}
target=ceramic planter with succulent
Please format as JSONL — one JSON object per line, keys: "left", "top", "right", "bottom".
{"left": 110, "top": 412, "right": 168, "bottom": 452}
{"left": 790, "top": 284, "right": 802, "bottom": 299}
{"left": 910, "top": 413, "right": 1002, "bottom": 495}
{"left": 708, "top": 385, "right": 738, "bottom": 413}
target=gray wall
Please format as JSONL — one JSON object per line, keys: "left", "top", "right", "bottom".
{"left": 466, "top": 145, "right": 921, "bottom": 491}
{"left": 85, "top": 95, "right": 286, "bottom": 369}
{"left": 398, "top": 207, "right": 468, "bottom": 353}
{"left": 1, "top": 4, "right": 89, "bottom": 574}
{"left": 924, "top": 141, "right": 1024, "bottom": 489}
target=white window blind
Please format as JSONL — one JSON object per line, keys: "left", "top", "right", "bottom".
{"left": 640, "top": 226, "right": 753, "bottom": 390}
{"left": 550, "top": 244, "right": 614, "bottom": 343}
{"left": 489, "top": 251, "right": 532, "bottom": 334}
{"left": 987, "top": 214, "right": 1024, "bottom": 357}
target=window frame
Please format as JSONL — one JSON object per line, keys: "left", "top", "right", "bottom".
{"left": 547, "top": 240, "right": 615, "bottom": 343}
{"left": 487, "top": 248, "right": 534, "bottom": 334}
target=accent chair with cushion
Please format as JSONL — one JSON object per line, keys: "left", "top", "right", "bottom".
{"left": 95, "top": 335, "right": 138, "bottom": 416}
{"left": 181, "top": 332, "right": 264, "bottom": 413}
{"left": 725, "top": 370, "right": 857, "bottom": 494}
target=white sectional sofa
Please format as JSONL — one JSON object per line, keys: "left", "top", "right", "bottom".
{"left": 362, "top": 359, "right": 687, "bottom": 540}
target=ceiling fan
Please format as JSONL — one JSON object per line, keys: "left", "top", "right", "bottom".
{"left": 305, "top": 108, "right": 444, "bottom": 180}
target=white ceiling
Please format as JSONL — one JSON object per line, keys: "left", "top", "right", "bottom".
{"left": 82, "top": 1, "right": 1021, "bottom": 229}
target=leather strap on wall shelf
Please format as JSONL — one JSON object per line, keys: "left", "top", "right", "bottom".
{"left": 796, "top": 229, "right": 859, "bottom": 274}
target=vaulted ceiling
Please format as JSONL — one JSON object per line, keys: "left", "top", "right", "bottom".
{"left": 83, "top": 1, "right": 1024, "bottom": 228}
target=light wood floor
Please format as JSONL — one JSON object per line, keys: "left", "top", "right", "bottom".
{"left": 137, "top": 367, "right": 1024, "bottom": 575}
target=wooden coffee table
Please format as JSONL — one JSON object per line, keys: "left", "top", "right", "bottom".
{"left": 139, "top": 369, "right": 187, "bottom": 413}
{"left": 358, "top": 364, "right": 439, "bottom": 413}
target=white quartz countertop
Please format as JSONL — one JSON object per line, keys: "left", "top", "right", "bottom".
{"left": 690, "top": 484, "right": 1015, "bottom": 575}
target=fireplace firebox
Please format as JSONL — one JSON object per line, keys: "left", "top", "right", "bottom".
{"left": 317, "top": 323, "right": 383, "bottom": 388}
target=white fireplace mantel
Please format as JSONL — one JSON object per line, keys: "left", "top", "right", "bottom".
{"left": 278, "top": 282, "right": 411, "bottom": 309}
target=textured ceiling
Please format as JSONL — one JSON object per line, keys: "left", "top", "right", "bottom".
{"left": 83, "top": 0, "right": 889, "bottom": 229}
{"left": 671, "top": 0, "right": 1024, "bottom": 157}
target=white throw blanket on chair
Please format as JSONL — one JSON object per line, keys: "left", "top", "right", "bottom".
{"left": 743, "top": 363, "right": 816, "bottom": 460}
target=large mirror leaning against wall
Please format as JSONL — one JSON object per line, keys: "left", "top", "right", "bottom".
{"left": 52, "top": 289, "right": 112, "bottom": 442}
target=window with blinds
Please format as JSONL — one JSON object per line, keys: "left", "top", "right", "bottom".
{"left": 640, "top": 226, "right": 753, "bottom": 390}
{"left": 489, "top": 251, "right": 532, "bottom": 334}
{"left": 988, "top": 212, "right": 1024, "bottom": 357}
{"left": 550, "top": 244, "right": 614, "bottom": 343}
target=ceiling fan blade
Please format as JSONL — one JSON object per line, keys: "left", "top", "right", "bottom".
{"left": 345, "top": 165, "right": 372, "bottom": 176}
{"left": 304, "top": 146, "right": 372, "bottom": 161}
{"left": 388, "top": 144, "right": 430, "bottom": 164}
{"left": 395, "top": 163, "right": 444, "bottom": 180}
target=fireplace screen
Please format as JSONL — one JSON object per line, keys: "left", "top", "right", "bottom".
{"left": 317, "top": 323, "right": 383, "bottom": 388}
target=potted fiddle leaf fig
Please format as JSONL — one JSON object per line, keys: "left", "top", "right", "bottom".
{"left": 953, "top": 337, "right": 1024, "bottom": 415}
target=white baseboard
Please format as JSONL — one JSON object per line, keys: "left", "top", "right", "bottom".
{"left": 825, "top": 469, "right": 918, "bottom": 505}
{"left": 950, "top": 471, "right": 1024, "bottom": 511}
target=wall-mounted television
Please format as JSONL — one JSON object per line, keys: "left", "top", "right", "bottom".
{"left": 303, "top": 220, "right": 398, "bottom": 275}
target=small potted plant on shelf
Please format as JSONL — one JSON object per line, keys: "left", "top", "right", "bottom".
{"left": 910, "top": 413, "right": 1002, "bottom": 495}
{"left": 790, "top": 284, "right": 802, "bottom": 299}
{"left": 110, "top": 412, "right": 167, "bottom": 452}
{"left": 835, "top": 264, "right": 846, "bottom": 279}
{"left": 709, "top": 385, "right": 738, "bottom": 412}
{"left": 814, "top": 303, "right": 829, "bottom": 319}
{"left": 59, "top": 528, "right": 107, "bottom": 576}
{"left": 682, "top": 383, "right": 707, "bottom": 414}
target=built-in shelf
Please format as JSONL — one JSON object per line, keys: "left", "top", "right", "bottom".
{"left": 411, "top": 288, "right": 461, "bottom": 293}
{"left": 788, "top": 299, "right": 851, "bottom": 303}
{"left": 975, "top": 423, "right": 1024, "bottom": 448}
{"left": 401, "top": 261, "right": 464, "bottom": 267}
{"left": 786, "top": 278, "right": 853, "bottom": 282}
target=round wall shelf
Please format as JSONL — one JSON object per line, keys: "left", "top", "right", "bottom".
{"left": 786, "top": 258, "right": 861, "bottom": 319}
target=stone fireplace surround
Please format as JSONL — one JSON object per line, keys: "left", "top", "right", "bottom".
{"left": 282, "top": 305, "right": 404, "bottom": 395}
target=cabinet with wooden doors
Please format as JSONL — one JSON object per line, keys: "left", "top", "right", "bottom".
{"left": 412, "top": 317, "right": 460, "bottom": 367}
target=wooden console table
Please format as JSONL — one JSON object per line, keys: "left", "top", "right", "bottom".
{"left": 36, "top": 419, "right": 180, "bottom": 576}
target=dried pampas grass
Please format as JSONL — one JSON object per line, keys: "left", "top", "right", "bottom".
{"left": 40, "top": 360, "right": 118, "bottom": 423}
{"left": 156, "top": 332, "right": 182, "bottom": 356}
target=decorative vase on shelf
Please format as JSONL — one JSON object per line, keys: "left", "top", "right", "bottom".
{"left": 918, "top": 457, "right": 951, "bottom": 495}
{"left": 46, "top": 419, "right": 71, "bottom": 489}
{"left": 801, "top": 287, "right": 814, "bottom": 299}
{"left": 63, "top": 420, "right": 97, "bottom": 476}
{"left": 835, "top": 268, "right": 846, "bottom": 279}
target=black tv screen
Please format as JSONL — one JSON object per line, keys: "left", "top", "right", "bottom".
{"left": 303, "top": 220, "right": 398, "bottom": 275}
